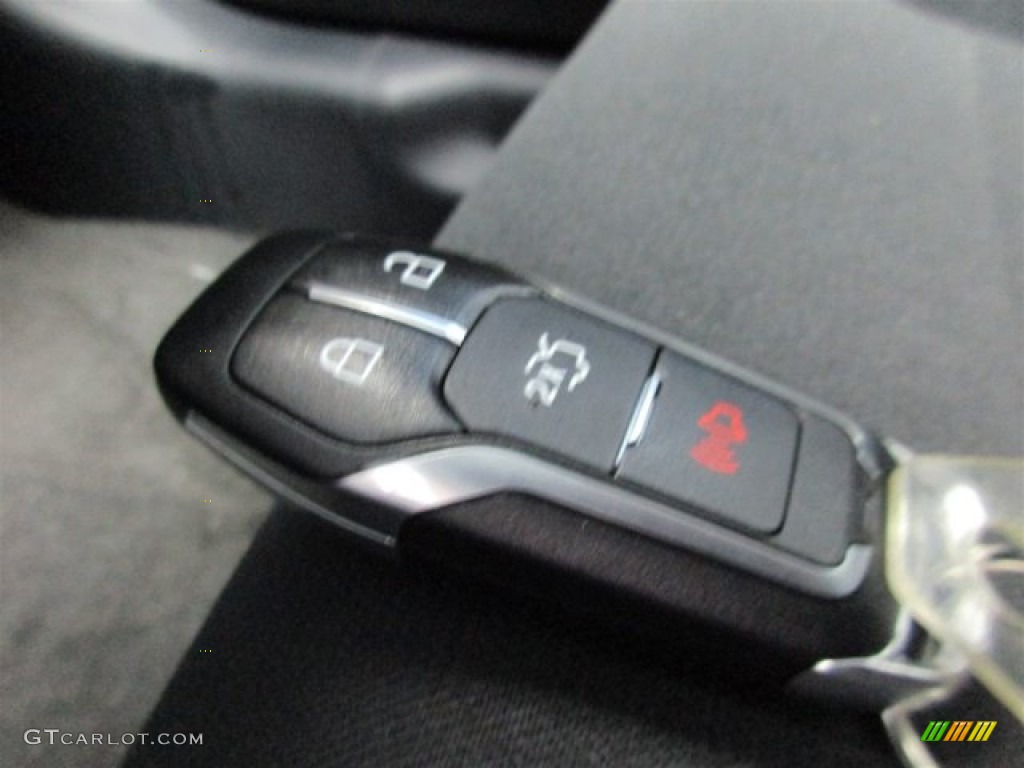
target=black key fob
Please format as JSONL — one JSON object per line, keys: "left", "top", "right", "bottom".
{"left": 155, "top": 232, "right": 901, "bottom": 687}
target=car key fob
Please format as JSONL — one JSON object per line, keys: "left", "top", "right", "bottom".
{"left": 155, "top": 232, "right": 902, "bottom": 687}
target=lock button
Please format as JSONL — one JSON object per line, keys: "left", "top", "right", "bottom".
{"left": 444, "top": 298, "right": 656, "bottom": 471}
{"left": 232, "top": 294, "right": 460, "bottom": 444}
{"left": 616, "top": 350, "right": 799, "bottom": 534}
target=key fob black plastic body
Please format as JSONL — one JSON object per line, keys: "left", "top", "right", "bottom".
{"left": 155, "top": 232, "right": 899, "bottom": 684}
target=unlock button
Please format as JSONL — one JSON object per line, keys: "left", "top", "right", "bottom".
{"left": 617, "top": 350, "right": 799, "bottom": 534}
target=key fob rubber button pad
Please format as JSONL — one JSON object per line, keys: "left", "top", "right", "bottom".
{"left": 233, "top": 294, "right": 460, "bottom": 444}
{"left": 444, "top": 297, "right": 656, "bottom": 471}
{"left": 617, "top": 350, "right": 799, "bottom": 534}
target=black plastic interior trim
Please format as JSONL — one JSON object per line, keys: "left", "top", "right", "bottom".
{"left": 219, "top": 0, "right": 611, "bottom": 54}
{"left": 0, "top": 0, "right": 554, "bottom": 236}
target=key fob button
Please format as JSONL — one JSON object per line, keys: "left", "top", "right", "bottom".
{"left": 617, "top": 350, "right": 799, "bottom": 534}
{"left": 444, "top": 297, "right": 657, "bottom": 471}
{"left": 232, "top": 294, "right": 460, "bottom": 444}
{"left": 290, "top": 238, "right": 525, "bottom": 332}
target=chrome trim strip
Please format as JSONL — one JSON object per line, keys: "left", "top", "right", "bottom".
{"left": 338, "top": 445, "right": 873, "bottom": 598}
{"left": 614, "top": 372, "right": 660, "bottom": 469}
{"left": 787, "top": 608, "right": 969, "bottom": 711}
{"left": 307, "top": 283, "right": 467, "bottom": 345}
{"left": 185, "top": 411, "right": 396, "bottom": 548}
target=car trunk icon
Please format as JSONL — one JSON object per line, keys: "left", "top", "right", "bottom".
{"left": 523, "top": 333, "right": 591, "bottom": 407}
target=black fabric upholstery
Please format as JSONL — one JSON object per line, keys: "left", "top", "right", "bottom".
{"left": 128, "top": 1, "right": 1022, "bottom": 765}
{"left": 440, "top": 0, "right": 1023, "bottom": 458}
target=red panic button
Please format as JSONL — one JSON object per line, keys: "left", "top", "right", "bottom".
{"left": 691, "top": 401, "right": 748, "bottom": 475}
{"left": 617, "top": 351, "right": 799, "bottom": 534}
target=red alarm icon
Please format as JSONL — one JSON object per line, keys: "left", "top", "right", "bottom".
{"left": 690, "top": 401, "right": 747, "bottom": 475}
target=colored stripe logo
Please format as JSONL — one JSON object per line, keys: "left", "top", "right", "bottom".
{"left": 920, "top": 721, "right": 997, "bottom": 742}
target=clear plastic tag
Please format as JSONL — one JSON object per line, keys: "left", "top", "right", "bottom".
{"left": 884, "top": 455, "right": 1023, "bottom": 765}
